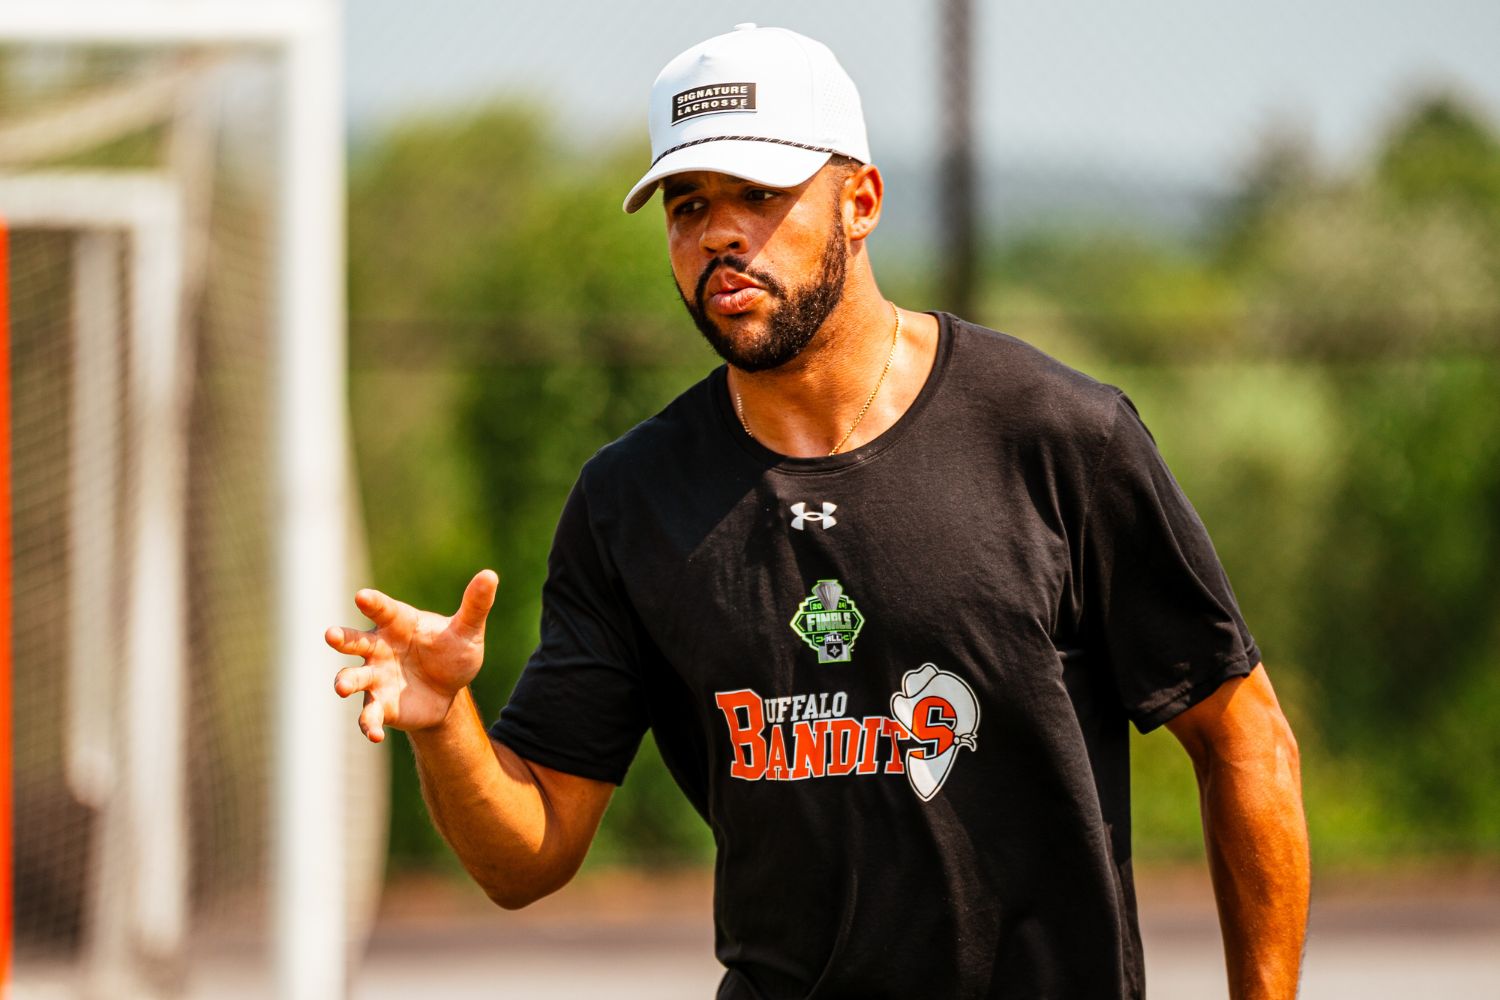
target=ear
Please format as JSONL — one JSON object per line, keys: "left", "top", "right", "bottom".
{"left": 843, "top": 163, "right": 884, "bottom": 242}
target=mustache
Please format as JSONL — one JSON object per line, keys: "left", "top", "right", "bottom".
{"left": 694, "top": 256, "right": 788, "bottom": 313}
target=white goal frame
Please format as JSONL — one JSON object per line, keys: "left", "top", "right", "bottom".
{"left": 0, "top": 173, "right": 189, "bottom": 998}
{"left": 0, "top": 4, "right": 352, "bottom": 999}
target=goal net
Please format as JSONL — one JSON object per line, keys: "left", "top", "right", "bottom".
{"left": 2, "top": 11, "right": 384, "bottom": 999}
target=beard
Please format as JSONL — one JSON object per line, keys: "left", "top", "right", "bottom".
{"left": 676, "top": 218, "right": 848, "bottom": 373}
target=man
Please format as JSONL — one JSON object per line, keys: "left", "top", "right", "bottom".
{"left": 327, "top": 23, "right": 1309, "bottom": 1000}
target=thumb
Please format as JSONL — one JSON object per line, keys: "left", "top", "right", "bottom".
{"left": 452, "top": 569, "right": 499, "bottom": 634}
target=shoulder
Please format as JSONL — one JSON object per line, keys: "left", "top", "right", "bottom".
{"left": 574, "top": 367, "right": 723, "bottom": 501}
{"left": 939, "top": 313, "right": 1126, "bottom": 451}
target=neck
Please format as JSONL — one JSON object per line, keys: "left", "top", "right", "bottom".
{"left": 729, "top": 276, "right": 941, "bottom": 458}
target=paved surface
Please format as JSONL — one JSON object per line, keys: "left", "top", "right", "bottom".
{"left": 348, "top": 868, "right": 1500, "bottom": 1000}
{"left": 14, "top": 866, "right": 1500, "bottom": 998}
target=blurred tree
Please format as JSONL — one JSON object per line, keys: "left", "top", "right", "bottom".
{"left": 1200, "top": 91, "right": 1500, "bottom": 855}
{"left": 987, "top": 90, "right": 1500, "bottom": 861}
{"left": 347, "top": 90, "right": 1500, "bottom": 870}
{"left": 349, "top": 105, "right": 550, "bottom": 320}
{"left": 1214, "top": 121, "right": 1321, "bottom": 273}
{"left": 348, "top": 103, "right": 713, "bottom": 866}
{"left": 1224, "top": 92, "right": 1500, "bottom": 356}
{"left": 1376, "top": 91, "right": 1500, "bottom": 217}
{"left": 990, "top": 229, "right": 1244, "bottom": 360}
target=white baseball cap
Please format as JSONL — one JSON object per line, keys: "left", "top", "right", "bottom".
{"left": 622, "top": 23, "right": 871, "bottom": 214}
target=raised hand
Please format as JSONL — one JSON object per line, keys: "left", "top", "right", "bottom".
{"left": 326, "top": 570, "right": 499, "bottom": 742}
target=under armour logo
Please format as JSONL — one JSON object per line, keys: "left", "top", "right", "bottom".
{"left": 790, "top": 502, "right": 838, "bottom": 531}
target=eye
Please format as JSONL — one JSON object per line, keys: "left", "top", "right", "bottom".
{"left": 745, "top": 188, "right": 778, "bottom": 202}
{"left": 670, "top": 197, "right": 706, "bottom": 217}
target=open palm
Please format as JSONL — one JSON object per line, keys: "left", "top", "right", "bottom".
{"left": 326, "top": 570, "right": 498, "bottom": 742}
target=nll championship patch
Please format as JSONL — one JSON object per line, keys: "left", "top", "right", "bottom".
{"left": 790, "top": 579, "right": 865, "bottom": 664}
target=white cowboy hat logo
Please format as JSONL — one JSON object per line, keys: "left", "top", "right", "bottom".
{"left": 890, "top": 664, "right": 980, "bottom": 801}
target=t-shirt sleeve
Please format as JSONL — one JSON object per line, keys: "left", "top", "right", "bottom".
{"left": 1079, "top": 392, "right": 1261, "bottom": 733}
{"left": 488, "top": 475, "right": 649, "bottom": 784}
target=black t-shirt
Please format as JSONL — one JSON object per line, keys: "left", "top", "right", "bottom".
{"left": 491, "top": 314, "right": 1259, "bottom": 1000}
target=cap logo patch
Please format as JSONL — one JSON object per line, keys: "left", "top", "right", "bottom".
{"left": 672, "top": 82, "right": 757, "bottom": 125}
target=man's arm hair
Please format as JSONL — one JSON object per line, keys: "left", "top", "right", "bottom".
{"left": 410, "top": 687, "right": 614, "bottom": 909}
{"left": 1166, "top": 663, "right": 1310, "bottom": 1000}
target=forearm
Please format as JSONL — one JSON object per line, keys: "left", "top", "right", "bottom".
{"left": 1197, "top": 727, "right": 1310, "bottom": 999}
{"left": 409, "top": 688, "right": 568, "bottom": 908}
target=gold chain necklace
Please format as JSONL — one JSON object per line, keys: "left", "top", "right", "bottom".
{"left": 734, "top": 302, "right": 902, "bottom": 456}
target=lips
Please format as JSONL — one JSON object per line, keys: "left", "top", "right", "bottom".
{"left": 709, "top": 287, "right": 764, "bottom": 314}
{"left": 705, "top": 270, "right": 765, "bottom": 316}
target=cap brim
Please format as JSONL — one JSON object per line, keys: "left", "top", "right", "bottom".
{"left": 622, "top": 139, "right": 832, "bottom": 213}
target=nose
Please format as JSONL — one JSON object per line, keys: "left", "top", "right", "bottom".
{"left": 699, "top": 202, "right": 748, "bottom": 257}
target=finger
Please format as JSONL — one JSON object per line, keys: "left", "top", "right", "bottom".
{"left": 325, "top": 625, "right": 375, "bottom": 659}
{"left": 452, "top": 569, "right": 499, "bottom": 634}
{"left": 333, "top": 665, "right": 377, "bottom": 698}
{"left": 359, "top": 692, "right": 386, "bottom": 743}
{"left": 354, "top": 588, "right": 403, "bottom": 628}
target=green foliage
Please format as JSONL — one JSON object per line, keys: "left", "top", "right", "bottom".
{"left": 983, "top": 90, "right": 1500, "bottom": 863}
{"left": 349, "top": 90, "right": 1500, "bottom": 875}
{"left": 988, "top": 230, "right": 1245, "bottom": 360}
{"left": 1376, "top": 91, "right": 1500, "bottom": 214}
{"left": 1213, "top": 124, "right": 1322, "bottom": 272}
{"left": 1216, "top": 93, "right": 1500, "bottom": 356}
{"left": 349, "top": 370, "right": 491, "bottom": 863}
{"left": 349, "top": 103, "right": 716, "bottom": 867}
{"left": 1092, "top": 361, "right": 1500, "bottom": 863}
{"left": 349, "top": 106, "right": 551, "bottom": 320}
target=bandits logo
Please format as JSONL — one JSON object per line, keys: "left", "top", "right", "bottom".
{"left": 890, "top": 664, "right": 981, "bottom": 800}
{"left": 790, "top": 579, "right": 865, "bottom": 663}
{"left": 713, "top": 664, "right": 981, "bottom": 801}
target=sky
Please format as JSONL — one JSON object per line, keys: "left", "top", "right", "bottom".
{"left": 346, "top": 0, "right": 1500, "bottom": 187}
